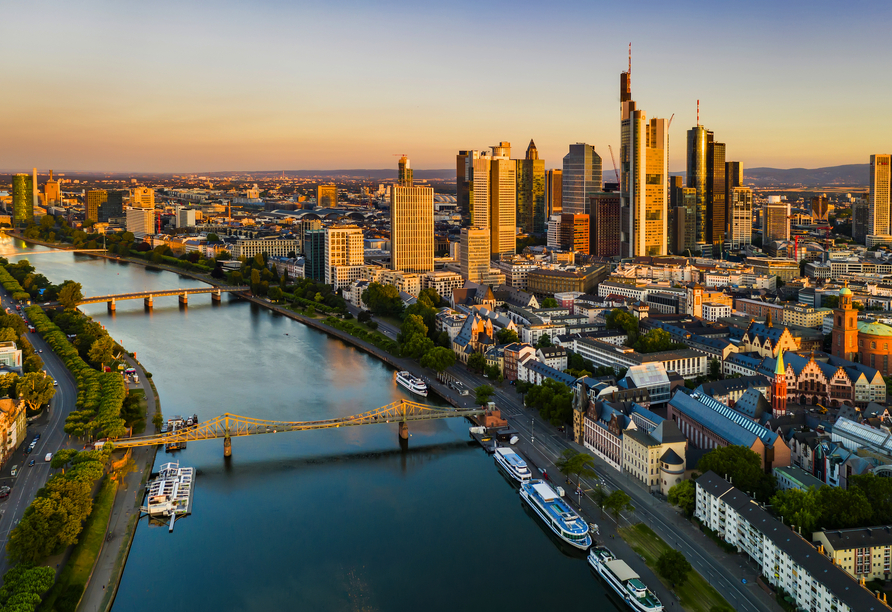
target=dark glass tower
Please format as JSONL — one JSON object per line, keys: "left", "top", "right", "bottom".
{"left": 516, "top": 139, "right": 546, "bottom": 234}
{"left": 686, "top": 126, "right": 708, "bottom": 245}
{"left": 706, "top": 136, "right": 726, "bottom": 247}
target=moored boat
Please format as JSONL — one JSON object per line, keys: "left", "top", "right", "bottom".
{"left": 494, "top": 446, "right": 532, "bottom": 483}
{"left": 519, "top": 480, "right": 591, "bottom": 550}
{"left": 588, "top": 546, "right": 663, "bottom": 612}
{"left": 395, "top": 371, "right": 428, "bottom": 397}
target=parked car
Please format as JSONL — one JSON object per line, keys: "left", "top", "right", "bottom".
{"left": 28, "top": 460, "right": 35, "bottom": 467}
{"left": 0, "top": 486, "right": 10, "bottom": 499}
{"left": 10, "top": 465, "right": 17, "bottom": 477}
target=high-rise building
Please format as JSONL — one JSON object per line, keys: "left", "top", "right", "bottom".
{"left": 589, "top": 193, "right": 621, "bottom": 257}
{"left": 86, "top": 190, "right": 108, "bottom": 222}
{"left": 669, "top": 176, "right": 696, "bottom": 255}
{"left": 456, "top": 151, "right": 472, "bottom": 220}
{"left": 391, "top": 156, "right": 434, "bottom": 274}
{"left": 546, "top": 169, "right": 562, "bottom": 217}
{"left": 44, "top": 170, "right": 61, "bottom": 206}
{"left": 706, "top": 135, "right": 726, "bottom": 247}
{"left": 32, "top": 168, "right": 38, "bottom": 212}
{"left": 852, "top": 195, "right": 870, "bottom": 244}
{"left": 562, "top": 143, "right": 602, "bottom": 215}
{"left": 397, "top": 156, "right": 413, "bottom": 187}
{"left": 11, "top": 174, "right": 34, "bottom": 226}
{"left": 669, "top": 176, "right": 684, "bottom": 208}
{"left": 298, "top": 219, "right": 323, "bottom": 255}
{"left": 516, "top": 139, "right": 546, "bottom": 235}
{"left": 304, "top": 229, "right": 326, "bottom": 281}
{"left": 728, "top": 187, "right": 753, "bottom": 250}
{"left": 316, "top": 184, "right": 337, "bottom": 208}
{"left": 101, "top": 190, "right": 126, "bottom": 222}
{"left": 460, "top": 226, "right": 490, "bottom": 283}
{"left": 125, "top": 207, "right": 156, "bottom": 238}
{"left": 465, "top": 151, "right": 490, "bottom": 229}
{"left": 868, "top": 154, "right": 891, "bottom": 236}
{"left": 764, "top": 196, "right": 791, "bottom": 244}
{"left": 324, "top": 225, "right": 364, "bottom": 287}
{"left": 130, "top": 186, "right": 155, "bottom": 208}
{"left": 546, "top": 215, "right": 561, "bottom": 249}
{"left": 176, "top": 207, "right": 196, "bottom": 228}
{"left": 811, "top": 195, "right": 829, "bottom": 222}
{"left": 725, "top": 161, "right": 743, "bottom": 232}
{"left": 559, "top": 213, "right": 589, "bottom": 254}
{"left": 489, "top": 143, "right": 516, "bottom": 258}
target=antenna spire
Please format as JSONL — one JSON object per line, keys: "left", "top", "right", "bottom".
{"left": 697, "top": 99, "right": 700, "bottom": 127}
{"left": 628, "top": 42, "right": 631, "bottom": 87}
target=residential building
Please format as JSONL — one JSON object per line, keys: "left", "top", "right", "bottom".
{"left": 86, "top": 189, "right": 107, "bottom": 222}
{"left": 176, "top": 207, "right": 196, "bottom": 228}
{"left": 11, "top": 173, "right": 34, "bottom": 226}
{"left": 814, "top": 527, "right": 892, "bottom": 583}
{"left": 701, "top": 302, "right": 731, "bottom": 322}
{"left": 0, "top": 399, "right": 27, "bottom": 467}
{"left": 516, "top": 139, "right": 546, "bottom": 234}
{"left": 562, "top": 143, "right": 601, "bottom": 215}
{"left": 130, "top": 186, "right": 155, "bottom": 208}
{"left": 869, "top": 154, "right": 891, "bottom": 236}
{"left": 696, "top": 471, "right": 883, "bottom": 612}
{"left": 536, "top": 346, "right": 568, "bottom": 371}
{"left": 739, "top": 320, "right": 800, "bottom": 357}
{"left": 727, "top": 187, "right": 752, "bottom": 250}
{"left": 303, "top": 229, "right": 326, "bottom": 281}
{"left": 571, "top": 337, "right": 707, "bottom": 379}
{"left": 422, "top": 271, "right": 463, "bottom": 298}
{"left": 391, "top": 158, "right": 434, "bottom": 274}
{"left": 773, "top": 465, "right": 825, "bottom": 492}
{"left": 546, "top": 169, "right": 562, "bottom": 217}
{"left": 325, "top": 225, "right": 364, "bottom": 289}
{"left": 503, "top": 343, "right": 536, "bottom": 381}
{"left": 316, "top": 184, "right": 337, "bottom": 208}
{"left": 125, "top": 207, "right": 156, "bottom": 238}
{"left": 764, "top": 196, "right": 791, "bottom": 243}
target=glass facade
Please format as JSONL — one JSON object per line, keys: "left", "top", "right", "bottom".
{"left": 561, "top": 143, "right": 602, "bottom": 216}
{"left": 517, "top": 157, "right": 546, "bottom": 235}
{"left": 686, "top": 126, "right": 708, "bottom": 245}
{"left": 11, "top": 174, "right": 34, "bottom": 227}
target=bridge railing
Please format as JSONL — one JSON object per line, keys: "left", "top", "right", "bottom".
{"left": 78, "top": 286, "right": 250, "bottom": 301}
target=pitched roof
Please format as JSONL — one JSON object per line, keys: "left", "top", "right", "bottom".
{"left": 652, "top": 420, "right": 686, "bottom": 444}
{"left": 670, "top": 390, "right": 780, "bottom": 448}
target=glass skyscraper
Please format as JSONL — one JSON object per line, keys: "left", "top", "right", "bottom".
{"left": 561, "top": 143, "right": 602, "bottom": 215}
{"left": 516, "top": 139, "right": 546, "bottom": 235}
{"left": 11, "top": 173, "right": 34, "bottom": 227}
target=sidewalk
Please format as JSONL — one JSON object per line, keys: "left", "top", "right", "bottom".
{"left": 77, "top": 355, "right": 159, "bottom": 612}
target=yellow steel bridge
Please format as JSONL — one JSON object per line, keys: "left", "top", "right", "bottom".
{"left": 113, "top": 400, "right": 484, "bottom": 456}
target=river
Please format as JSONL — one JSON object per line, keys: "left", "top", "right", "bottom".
{"left": 1, "top": 237, "right": 618, "bottom": 612}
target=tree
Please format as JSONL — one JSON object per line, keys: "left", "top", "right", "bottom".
{"left": 656, "top": 550, "right": 693, "bottom": 587}
{"left": 420, "top": 347, "right": 455, "bottom": 373}
{"left": 206, "top": 233, "right": 219, "bottom": 242}
{"left": 474, "top": 384, "right": 495, "bottom": 405}
{"left": 211, "top": 264, "right": 225, "bottom": 279}
{"left": 771, "top": 488, "right": 822, "bottom": 534}
{"left": 605, "top": 308, "right": 640, "bottom": 343}
{"left": 57, "top": 281, "right": 83, "bottom": 310}
{"left": 541, "top": 297, "right": 559, "bottom": 308}
{"left": 633, "top": 328, "right": 686, "bottom": 354}
{"left": 397, "top": 314, "right": 428, "bottom": 345}
{"left": 668, "top": 480, "right": 696, "bottom": 516}
{"left": 818, "top": 485, "right": 873, "bottom": 529}
{"left": 50, "top": 449, "right": 78, "bottom": 471}
{"left": 697, "top": 445, "right": 773, "bottom": 501}
{"left": 709, "top": 358, "right": 721, "bottom": 379}
{"left": 524, "top": 379, "right": 574, "bottom": 425}
{"left": 485, "top": 363, "right": 501, "bottom": 379}
{"left": 590, "top": 484, "right": 610, "bottom": 517}
{"left": 16, "top": 373, "right": 56, "bottom": 413}
{"left": 88, "top": 336, "right": 116, "bottom": 371}
{"left": 152, "top": 411, "right": 164, "bottom": 432}
{"left": 604, "top": 490, "right": 634, "bottom": 525}
{"left": 418, "top": 287, "right": 441, "bottom": 308}
{"left": 401, "top": 333, "right": 434, "bottom": 360}
{"left": 268, "top": 287, "right": 284, "bottom": 303}
{"left": 467, "top": 352, "right": 487, "bottom": 373}
{"left": 496, "top": 328, "right": 520, "bottom": 345}
{"left": 0, "top": 564, "right": 55, "bottom": 610}
{"left": 555, "top": 449, "right": 599, "bottom": 490}
{"left": 849, "top": 473, "right": 892, "bottom": 524}
{"left": 535, "top": 334, "right": 552, "bottom": 349}
{"left": 362, "top": 283, "right": 404, "bottom": 317}
{"left": 358, "top": 310, "right": 372, "bottom": 324}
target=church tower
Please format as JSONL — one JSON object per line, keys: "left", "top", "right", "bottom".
{"left": 831, "top": 282, "right": 858, "bottom": 361}
{"left": 772, "top": 349, "right": 787, "bottom": 418}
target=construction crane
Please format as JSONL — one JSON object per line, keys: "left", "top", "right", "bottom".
{"left": 608, "top": 145, "right": 620, "bottom": 186}
{"left": 667, "top": 113, "right": 675, "bottom": 129}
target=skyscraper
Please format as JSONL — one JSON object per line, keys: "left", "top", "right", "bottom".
{"left": 316, "top": 184, "right": 337, "bottom": 208}
{"left": 102, "top": 190, "right": 127, "bottom": 222}
{"left": 515, "top": 139, "right": 546, "bottom": 235}
{"left": 465, "top": 151, "right": 490, "bottom": 229}
{"left": 764, "top": 196, "right": 791, "bottom": 244}
{"left": 391, "top": 156, "right": 434, "bottom": 274}
{"left": 811, "top": 195, "right": 829, "bottom": 222}
{"left": 460, "top": 226, "right": 490, "bottom": 283}
{"left": 489, "top": 143, "right": 516, "bottom": 258}
{"left": 686, "top": 125, "right": 708, "bottom": 246}
{"left": 853, "top": 195, "right": 870, "bottom": 244}
{"left": 725, "top": 161, "right": 743, "bottom": 232}
{"left": 559, "top": 213, "right": 589, "bottom": 254}
{"left": 728, "top": 187, "right": 753, "bottom": 250}
{"left": 397, "top": 155, "right": 413, "bottom": 187}
{"left": 324, "top": 225, "right": 363, "bottom": 287}
{"left": 869, "top": 154, "right": 891, "bottom": 236}
{"left": 304, "top": 228, "right": 326, "bottom": 280}
{"left": 130, "top": 186, "right": 155, "bottom": 208}
{"left": 86, "top": 189, "right": 108, "bottom": 222}
{"left": 11, "top": 174, "right": 34, "bottom": 226}
{"left": 562, "top": 143, "right": 602, "bottom": 215}
{"left": 545, "top": 169, "right": 562, "bottom": 217}
{"left": 44, "top": 170, "right": 61, "bottom": 206}
{"left": 589, "top": 193, "right": 621, "bottom": 257}
{"left": 706, "top": 135, "right": 726, "bottom": 247}
{"left": 456, "top": 151, "right": 472, "bottom": 220}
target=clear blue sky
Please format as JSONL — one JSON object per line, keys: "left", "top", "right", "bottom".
{"left": 1, "top": 0, "right": 889, "bottom": 173}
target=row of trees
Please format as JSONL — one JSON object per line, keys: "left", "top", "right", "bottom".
{"left": 770, "top": 473, "right": 892, "bottom": 533}
{"left": 517, "top": 379, "right": 574, "bottom": 425}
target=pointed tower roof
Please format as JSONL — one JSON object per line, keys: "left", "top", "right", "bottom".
{"left": 775, "top": 349, "right": 786, "bottom": 375}
{"left": 525, "top": 139, "right": 539, "bottom": 161}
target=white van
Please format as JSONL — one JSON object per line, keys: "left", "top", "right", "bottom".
{"left": 45, "top": 453, "right": 52, "bottom": 462}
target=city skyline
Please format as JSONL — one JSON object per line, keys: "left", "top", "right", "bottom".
{"left": 1, "top": 0, "right": 890, "bottom": 173}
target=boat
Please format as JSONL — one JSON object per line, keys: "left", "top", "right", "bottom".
{"left": 588, "top": 546, "right": 663, "bottom": 612}
{"left": 395, "top": 371, "right": 428, "bottom": 397}
{"left": 494, "top": 446, "right": 532, "bottom": 483}
{"left": 519, "top": 480, "right": 592, "bottom": 550}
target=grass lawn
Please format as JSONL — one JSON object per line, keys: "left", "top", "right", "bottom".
{"left": 40, "top": 477, "right": 118, "bottom": 612}
{"left": 619, "top": 522, "right": 733, "bottom": 612}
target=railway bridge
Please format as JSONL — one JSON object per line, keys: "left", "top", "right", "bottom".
{"left": 113, "top": 400, "right": 484, "bottom": 456}
{"left": 77, "top": 286, "right": 249, "bottom": 310}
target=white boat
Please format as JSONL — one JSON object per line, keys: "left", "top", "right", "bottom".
{"left": 588, "top": 546, "right": 663, "bottom": 612}
{"left": 520, "top": 480, "right": 592, "bottom": 550}
{"left": 396, "top": 371, "right": 428, "bottom": 397}
{"left": 494, "top": 447, "right": 532, "bottom": 483}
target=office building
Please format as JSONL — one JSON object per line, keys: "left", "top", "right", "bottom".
{"left": 304, "top": 229, "right": 326, "bottom": 281}
{"left": 11, "top": 174, "right": 34, "bottom": 226}
{"left": 687, "top": 125, "right": 709, "bottom": 245}
{"left": 126, "top": 207, "right": 155, "bottom": 238}
{"left": 86, "top": 190, "right": 108, "bottom": 222}
{"left": 728, "top": 187, "right": 753, "bottom": 250}
{"left": 546, "top": 215, "right": 561, "bottom": 249}
{"left": 176, "top": 207, "right": 196, "bottom": 228}
{"left": 101, "top": 190, "right": 126, "bottom": 222}
{"left": 558, "top": 213, "right": 589, "bottom": 254}
{"left": 460, "top": 226, "right": 490, "bottom": 283}
{"left": 456, "top": 150, "right": 472, "bottom": 220}
{"left": 489, "top": 143, "right": 516, "bottom": 258}
{"left": 869, "top": 154, "right": 891, "bottom": 236}
{"left": 562, "top": 143, "right": 602, "bottom": 215}
{"left": 516, "top": 139, "right": 546, "bottom": 234}
{"left": 324, "top": 225, "right": 364, "bottom": 288}
{"left": 852, "top": 195, "right": 869, "bottom": 244}
{"left": 391, "top": 156, "right": 434, "bottom": 274}
{"left": 44, "top": 170, "right": 61, "bottom": 205}
{"left": 621, "top": 99, "right": 668, "bottom": 255}
{"left": 130, "top": 186, "right": 155, "bottom": 208}
{"left": 764, "top": 195, "right": 791, "bottom": 244}
{"left": 811, "top": 194, "right": 829, "bottom": 222}
{"left": 464, "top": 150, "right": 490, "bottom": 229}
{"left": 590, "top": 193, "right": 621, "bottom": 257}
{"left": 706, "top": 134, "right": 726, "bottom": 247}
{"left": 397, "top": 155, "right": 413, "bottom": 187}
{"left": 316, "top": 184, "right": 337, "bottom": 208}
{"left": 546, "top": 169, "right": 562, "bottom": 217}
{"left": 725, "top": 161, "right": 742, "bottom": 233}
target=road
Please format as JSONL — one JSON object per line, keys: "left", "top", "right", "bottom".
{"left": 0, "top": 294, "right": 79, "bottom": 578}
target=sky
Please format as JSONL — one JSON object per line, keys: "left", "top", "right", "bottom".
{"left": 1, "top": 0, "right": 890, "bottom": 173}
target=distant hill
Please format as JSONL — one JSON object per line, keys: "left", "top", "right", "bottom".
{"left": 744, "top": 164, "right": 869, "bottom": 188}
{"left": 204, "top": 169, "right": 456, "bottom": 180}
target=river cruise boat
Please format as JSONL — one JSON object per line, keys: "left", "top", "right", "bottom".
{"left": 588, "top": 546, "right": 663, "bottom": 612}
{"left": 395, "top": 371, "right": 428, "bottom": 397}
{"left": 494, "top": 447, "right": 532, "bottom": 483}
{"left": 519, "top": 480, "right": 592, "bottom": 550}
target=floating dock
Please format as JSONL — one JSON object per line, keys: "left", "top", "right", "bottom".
{"left": 164, "top": 414, "right": 198, "bottom": 452}
{"left": 139, "top": 461, "right": 195, "bottom": 531}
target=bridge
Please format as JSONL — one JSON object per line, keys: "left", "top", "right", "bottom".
{"left": 112, "top": 400, "right": 485, "bottom": 456}
{"left": 77, "top": 286, "right": 249, "bottom": 310}
{"left": 0, "top": 249, "right": 108, "bottom": 257}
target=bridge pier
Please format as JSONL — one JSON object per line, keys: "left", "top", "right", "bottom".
{"left": 223, "top": 435, "right": 232, "bottom": 457}
{"left": 211, "top": 290, "right": 222, "bottom": 304}
{"left": 144, "top": 296, "right": 153, "bottom": 309}
{"left": 399, "top": 421, "right": 409, "bottom": 440}
{"left": 107, "top": 299, "right": 116, "bottom": 312}
{"left": 179, "top": 293, "right": 188, "bottom": 307}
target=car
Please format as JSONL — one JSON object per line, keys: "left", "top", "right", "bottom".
{"left": 0, "top": 487, "right": 10, "bottom": 499}
{"left": 53, "top": 381, "right": 58, "bottom": 386}
{"left": 10, "top": 466, "right": 17, "bottom": 477}
{"left": 24, "top": 447, "right": 31, "bottom": 455}
{"left": 38, "top": 349, "right": 42, "bottom": 353}
{"left": 28, "top": 460, "right": 35, "bottom": 467}
{"left": 33, "top": 433, "right": 39, "bottom": 440}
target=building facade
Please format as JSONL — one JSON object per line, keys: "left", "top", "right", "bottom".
{"left": 562, "top": 143, "right": 602, "bottom": 215}
{"left": 390, "top": 166, "right": 434, "bottom": 274}
{"left": 516, "top": 140, "right": 546, "bottom": 234}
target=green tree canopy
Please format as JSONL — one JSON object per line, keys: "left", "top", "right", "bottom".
{"left": 656, "top": 550, "right": 693, "bottom": 587}
{"left": 467, "top": 352, "right": 486, "bottom": 373}
{"left": 57, "top": 281, "right": 83, "bottom": 310}
{"left": 668, "top": 479, "right": 696, "bottom": 516}
{"left": 770, "top": 488, "right": 822, "bottom": 534}
{"left": 15, "top": 373, "right": 56, "bottom": 413}
{"left": 496, "top": 328, "right": 520, "bottom": 345}
{"left": 605, "top": 308, "right": 639, "bottom": 343}
{"left": 474, "top": 384, "right": 494, "bottom": 405}
{"left": 541, "top": 297, "right": 559, "bottom": 308}
{"left": 362, "top": 283, "right": 404, "bottom": 317}
{"left": 420, "top": 347, "right": 455, "bottom": 373}
{"left": 555, "top": 449, "right": 599, "bottom": 489}
{"left": 50, "top": 449, "right": 78, "bottom": 471}
{"left": 524, "top": 379, "right": 574, "bottom": 425}
{"left": 604, "top": 489, "right": 634, "bottom": 525}
{"left": 697, "top": 445, "right": 774, "bottom": 501}
{"left": 88, "top": 336, "right": 116, "bottom": 370}
{"left": 848, "top": 473, "right": 892, "bottom": 525}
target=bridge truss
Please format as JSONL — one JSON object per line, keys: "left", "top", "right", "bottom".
{"left": 113, "top": 400, "right": 484, "bottom": 452}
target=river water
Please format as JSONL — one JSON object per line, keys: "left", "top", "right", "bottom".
{"left": 1, "top": 237, "right": 617, "bottom": 612}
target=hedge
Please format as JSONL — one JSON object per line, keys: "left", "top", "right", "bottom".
{"left": 26, "top": 306, "right": 126, "bottom": 439}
